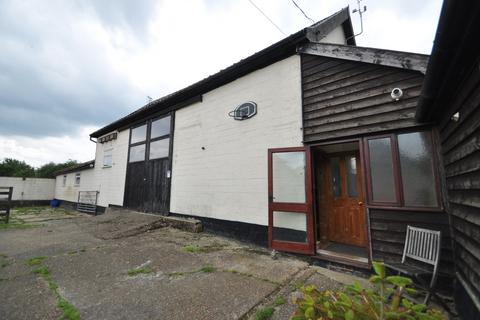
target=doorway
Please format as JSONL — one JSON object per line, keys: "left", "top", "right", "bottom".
{"left": 124, "top": 114, "right": 173, "bottom": 214}
{"left": 313, "top": 142, "right": 369, "bottom": 264}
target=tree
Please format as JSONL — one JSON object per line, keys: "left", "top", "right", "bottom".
{"left": 36, "top": 160, "right": 78, "bottom": 178}
{"left": 0, "top": 158, "right": 35, "bottom": 177}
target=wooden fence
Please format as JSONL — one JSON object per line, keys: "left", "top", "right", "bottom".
{"left": 0, "top": 187, "right": 13, "bottom": 223}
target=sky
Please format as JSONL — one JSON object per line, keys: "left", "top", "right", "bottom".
{"left": 0, "top": 0, "right": 443, "bottom": 167}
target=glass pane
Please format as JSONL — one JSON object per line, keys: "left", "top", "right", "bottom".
{"left": 151, "top": 116, "right": 170, "bottom": 139}
{"left": 272, "top": 211, "right": 307, "bottom": 243}
{"left": 131, "top": 124, "right": 147, "bottom": 144}
{"left": 398, "top": 132, "right": 438, "bottom": 207}
{"left": 272, "top": 152, "right": 306, "bottom": 203}
{"left": 368, "top": 138, "right": 396, "bottom": 202}
{"left": 331, "top": 157, "right": 342, "bottom": 198}
{"left": 149, "top": 138, "right": 170, "bottom": 160}
{"left": 346, "top": 156, "right": 358, "bottom": 198}
{"left": 129, "top": 144, "right": 145, "bottom": 162}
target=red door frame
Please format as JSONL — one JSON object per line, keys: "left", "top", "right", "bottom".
{"left": 268, "top": 146, "right": 316, "bottom": 255}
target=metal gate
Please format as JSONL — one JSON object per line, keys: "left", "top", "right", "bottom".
{"left": 77, "top": 191, "right": 99, "bottom": 215}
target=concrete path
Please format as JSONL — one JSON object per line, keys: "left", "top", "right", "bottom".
{"left": 0, "top": 207, "right": 361, "bottom": 320}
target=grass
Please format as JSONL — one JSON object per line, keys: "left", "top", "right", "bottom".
{"left": 58, "top": 297, "right": 80, "bottom": 320}
{"left": 274, "top": 296, "right": 286, "bottom": 306}
{"left": 183, "top": 244, "right": 204, "bottom": 253}
{"left": 127, "top": 266, "right": 154, "bottom": 276}
{"left": 1, "top": 261, "right": 9, "bottom": 268}
{"left": 255, "top": 307, "right": 275, "bottom": 320}
{"left": 27, "top": 256, "right": 48, "bottom": 266}
{"left": 33, "top": 266, "right": 51, "bottom": 276}
{"left": 0, "top": 221, "right": 36, "bottom": 230}
{"left": 26, "top": 255, "right": 80, "bottom": 320}
{"left": 167, "top": 266, "right": 217, "bottom": 278}
{"left": 199, "top": 266, "right": 216, "bottom": 273}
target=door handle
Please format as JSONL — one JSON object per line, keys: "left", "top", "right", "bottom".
{"left": 358, "top": 201, "right": 364, "bottom": 206}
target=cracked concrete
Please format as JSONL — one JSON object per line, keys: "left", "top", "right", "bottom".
{"left": 0, "top": 207, "right": 358, "bottom": 320}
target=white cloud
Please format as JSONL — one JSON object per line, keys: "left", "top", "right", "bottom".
{"left": 0, "top": 126, "right": 97, "bottom": 168}
{"left": 0, "top": 0, "right": 443, "bottom": 166}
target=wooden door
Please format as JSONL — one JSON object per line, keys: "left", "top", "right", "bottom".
{"left": 268, "top": 147, "right": 315, "bottom": 255}
{"left": 124, "top": 114, "right": 172, "bottom": 214}
{"left": 326, "top": 153, "right": 367, "bottom": 247}
{"left": 124, "top": 161, "right": 147, "bottom": 212}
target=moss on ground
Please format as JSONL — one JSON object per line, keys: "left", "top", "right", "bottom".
{"left": 27, "top": 256, "right": 48, "bottom": 266}
{"left": 127, "top": 266, "right": 154, "bottom": 276}
{"left": 27, "top": 255, "right": 80, "bottom": 320}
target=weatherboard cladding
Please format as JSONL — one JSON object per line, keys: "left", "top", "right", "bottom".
{"left": 300, "top": 54, "right": 425, "bottom": 142}
{"left": 439, "top": 65, "right": 480, "bottom": 306}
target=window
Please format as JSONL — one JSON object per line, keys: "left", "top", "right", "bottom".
{"left": 62, "top": 175, "right": 67, "bottom": 187}
{"left": 103, "top": 149, "right": 113, "bottom": 167}
{"left": 128, "top": 115, "right": 171, "bottom": 163}
{"left": 149, "top": 138, "right": 170, "bottom": 159}
{"left": 365, "top": 131, "right": 439, "bottom": 208}
{"left": 74, "top": 173, "right": 81, "bottom": 186}
{"left": 130, "top": 124, "right": 147, "bottom": 144}
{"left": 150, "top": 116, "right": 170, "bottom": 139}
{"left": 129, "top": 144, "right": 146, "bottom": 162}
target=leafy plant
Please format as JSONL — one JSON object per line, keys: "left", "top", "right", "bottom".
{"left": 291, "top": 261, "right": 445, "bottom": 320}
{"left": 256, "top": 307, "right": 275, "bottom": 320}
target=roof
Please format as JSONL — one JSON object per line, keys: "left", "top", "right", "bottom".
{"left": 298, "top": 42, "right": 429, "bottom": 73}
{"left": 54, "top": 160, "right": 95, "bottom": 176}
{"left": 90, "top": 7, "right": 355, "bottom": 138}
{"left": 416, "top": 0, "right": 480, "bottom": 122}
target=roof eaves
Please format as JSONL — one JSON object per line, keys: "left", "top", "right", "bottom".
{"left": 90, "top": 8, "right": 353, "bottom": 138}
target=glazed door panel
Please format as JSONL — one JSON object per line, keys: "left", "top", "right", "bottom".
{"left": 268, "top": 147, "right": 315, "bottom": 255}
{"left": 327, "top": 153, "right": 367, "bottom": 247}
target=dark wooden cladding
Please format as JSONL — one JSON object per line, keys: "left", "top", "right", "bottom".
{"left": 124, "top": 161, "right": 146, "bottom": 212}
{"left": 437, "top": 64, "right": 480, "bottom": 302}
{"left": 368, "top": 209, "right": 453, "bottom": 275}
{"left": 146, "top": 159, "right": 170, "bottom": 214}
{"left": 301, "top": 55, "right": 425, "bottom": 143}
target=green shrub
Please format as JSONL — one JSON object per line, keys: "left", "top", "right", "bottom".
{"left": 256, "top": 307, "right": 275, "bottom": 320}
{"left": 291, "top": 261, "right": 445, "bottom": 320}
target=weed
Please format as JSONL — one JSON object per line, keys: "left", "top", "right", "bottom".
{"left": 33, "top": 266, "right": 50, "bottom": 276}
{"left": 1, "top": 261, "right": 9, "bottom": 268}
{"left": 274, "top": 296, "right": 286, "bottom": 306}
{"left": 67, "top": 251, "right": 78, "bottom": 255}
{"left": 58, "top": 297, "right": 80, "bottom": 320}
{"left": 127, "top": 266, "right": 154, "bottom": 276}
{"left": 199, "top": 266, "right": 216, "bottom": 273}
{"left": 0, "top": 222, "right": 36, "bottom": 230}
{"left": 183, "top": 244, "right": 204, "bottom": 253}
{"left": 79, "top": 248, "right": 86, "bottom": 253}
{"left": 27, "top": 256, "right": 48, "bottom": 266}
{"left": 255, "top": 307, "right": 275, "bottom": 320}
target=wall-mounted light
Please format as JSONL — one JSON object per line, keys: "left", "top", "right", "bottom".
{"left": 391, "top": 88, "right": 403, "bottom": 101}
{"left": 451, "top": 112, "right": 460, "bottom": 122}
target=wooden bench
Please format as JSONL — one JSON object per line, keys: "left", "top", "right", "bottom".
{"left": 0, "top": 187, "right": 13, "bottom": 224}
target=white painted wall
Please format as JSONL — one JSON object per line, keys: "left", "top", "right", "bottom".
{"left": 54, "top": 130, "right": 129, "bottom": 207}
{"left": 320, "top": 25, "right": 347, "bottom": 44}
{"left": 170, "top": 55, "right": 303, "bottom": 226}
{"left": 0, "top": 177, "right": 55, "bottom": 200}
{"left": 93, "top": 130, "right": 129, "bottom": 207}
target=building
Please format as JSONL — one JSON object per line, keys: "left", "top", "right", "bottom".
{"left": 415, "top": 0, "right": 480, "bottom": 318}
{"left": 55, "top": 7, "right": 453, "bottom": 276}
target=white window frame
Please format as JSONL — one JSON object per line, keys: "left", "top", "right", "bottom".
{"left": 74, "top": 173, "right": 81, "bottom": 186}
{"left": 103, "top": 148, "right": 113, "bottom": 168}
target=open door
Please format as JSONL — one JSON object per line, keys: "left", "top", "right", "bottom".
{"left": 268, "top": 147, "right": 315, "bottom": 255}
